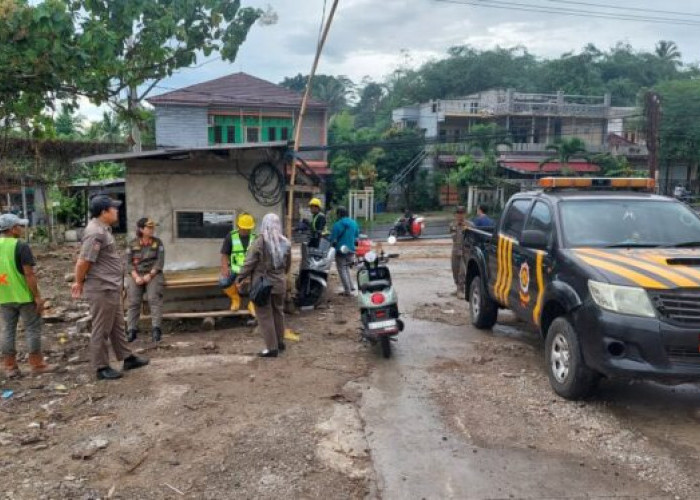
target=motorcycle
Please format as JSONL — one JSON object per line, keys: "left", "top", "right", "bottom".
{"left": 357, "top": 248, "right": 403, "bottom": 358}
{"left": 295, "top": 238, "right": 335, "bottom": 308}
{"left": 389, "top": 215, "right": 425, "bottom": 239}
{"left": 354, "top": 233, "right": 373, "bottom": 266}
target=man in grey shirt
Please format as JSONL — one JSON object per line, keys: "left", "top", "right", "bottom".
{"left": 71, "top": 195, "right": 149, "bottom": 380}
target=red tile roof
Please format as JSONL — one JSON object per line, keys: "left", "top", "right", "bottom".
{"left": 501, "top": 161, "right": 600, "bottom": 174}
{"left": 147, "top": 72, "right": 328, "bottom": 109}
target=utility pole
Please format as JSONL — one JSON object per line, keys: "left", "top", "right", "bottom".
{"left": 645, "top": 92, "right": 661, "bottom": 185}
{"left": 285, "top": 0, "right": 339, "bottom": 239}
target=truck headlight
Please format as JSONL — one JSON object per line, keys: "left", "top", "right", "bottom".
{"left": 588, "top": 280, "right": 656, "bottom": 318}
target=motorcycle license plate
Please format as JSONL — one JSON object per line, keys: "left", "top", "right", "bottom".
{"left": 368, "top": 319, "right": 396, "bottom": 330}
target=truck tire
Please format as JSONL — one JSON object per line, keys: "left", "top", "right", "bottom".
{"left": 468, "top": 275, "right": 498, "bottom": 329}
{"left": 545, "top": 317, "right": 597, "bottom": 400}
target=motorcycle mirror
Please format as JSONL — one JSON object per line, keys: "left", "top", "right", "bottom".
{"left": 387, "top": 235, "right": 397, "bottom": 245}
{"left": 365, "top": 251, "right": 377, "bottom": 263}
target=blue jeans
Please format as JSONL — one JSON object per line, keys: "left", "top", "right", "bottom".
{"left": 1, "top": 302, "right": 42, "bottom": 355}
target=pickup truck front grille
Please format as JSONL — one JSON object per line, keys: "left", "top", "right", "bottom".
{"left": 665, "top": 346, "right": 700, "bottom": 365}
{"left": 650, "top": 290, "right": 700, "bottom": 326}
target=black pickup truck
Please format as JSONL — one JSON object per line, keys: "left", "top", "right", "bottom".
{"left": 463, "top": 178, "right": 700, "bottom": 399}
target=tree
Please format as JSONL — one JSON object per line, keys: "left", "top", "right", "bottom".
{"left": 54, "top": 105, "right": 84, "bottom": 138}
{"left": 539, "top": 138, "right": 589, "bottom": 174}
{"left": 279, "top": 74, "right": 354, "bottom": 115}
{"left": 354, "top": 80, "right": 385, "bottom": 129}
{"left": 1, "top": 1, "right": 269, "bottom": 151}
{"left": 656, "top": 41, "right": 681, "bottom": 66}
{"left": 655, "top": 80, "right": 700, "bottom": 184}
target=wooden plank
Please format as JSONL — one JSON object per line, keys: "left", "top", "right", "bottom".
{"left": 163, "top": 310, "right": 251, "bottom": 319}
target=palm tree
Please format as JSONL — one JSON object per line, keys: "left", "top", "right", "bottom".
{"left": 99, "top": 112, "right": 124, "bottom": 143}
{"left": 467, "top": 123, "right": 511, "bottom": 184}
{"left": 655, "top": 41, "right": 681, "bottom": 67}
{"left": 538, "top": 138, "right": 589, "bottom": 175}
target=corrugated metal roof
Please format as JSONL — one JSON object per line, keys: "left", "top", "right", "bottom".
{"left": 147, "top": 72, "right": 328, "bottom": 109}
{"left": 501, "top": 160, "right": 600, "bottom": 174}
{"left": 73, "top": 141, "right": 290, "bottom": 164}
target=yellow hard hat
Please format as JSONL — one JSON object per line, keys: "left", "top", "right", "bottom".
{"left": 309, "top": 198, "right": 322, "bottom": 208}
{"left": 237, "top": 213, "right": 255, "bottom": 230}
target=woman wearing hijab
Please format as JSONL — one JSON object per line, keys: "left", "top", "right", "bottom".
{"left": 236, "top": 213, "right": 291, "bottom": 357}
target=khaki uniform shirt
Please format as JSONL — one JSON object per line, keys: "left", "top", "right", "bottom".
{"left": 237, "top": 237, "right": 292, "bottom": 295}
{"left": 80, "top": 218, "right": 124, "bottom": 295}
{"left": 450, "top": 220, "right": 468, "bottom": 256}
{"left": 126, "top": 237, "right": 165, "bottom": 275}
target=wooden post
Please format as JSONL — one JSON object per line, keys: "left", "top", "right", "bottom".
{"left": 285, "top": 0, "right": 339, "bottom": 239}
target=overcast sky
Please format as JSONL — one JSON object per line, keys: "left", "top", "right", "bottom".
{"left": 80, "top": 0, "right": 700, "bottom": 121}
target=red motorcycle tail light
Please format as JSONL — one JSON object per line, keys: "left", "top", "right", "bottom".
{"left": 375, "top": 310, "right": 386, "bottom": 318}
{"left": 371, "top": 293, "right": 385, "bottom": 305}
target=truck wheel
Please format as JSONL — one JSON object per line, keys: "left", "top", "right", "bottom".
{"left": 545, "top": 317, "right": 597, "bottom": 400}
{"left": 380, "top": 336, "right": 392, "bottom": 358}
{"left": 468, "top": 276, "right": 498, "bottom": 329}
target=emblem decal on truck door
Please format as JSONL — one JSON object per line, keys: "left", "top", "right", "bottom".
{"left": 519, "top": 261, "right": 531, "bottom": 306}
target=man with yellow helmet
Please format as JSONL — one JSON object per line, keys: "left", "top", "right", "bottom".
{"left": 308, "top": 198, "right": 327, "bottom": 248}
{"left": 220, "top": 213, "right": 256, "bottom": 287}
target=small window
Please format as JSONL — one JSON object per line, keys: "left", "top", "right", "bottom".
{"left": 226, "top": 126, "right": 236, "bottom": 144}
{"left": 268, "top": 127, "right": 277, "bottom": 141}
{"left": 431, "top": 103, "right": 438, "bottom": 113}
{"left": 246, "top": 127, "right": 260, "bottom": 143}
{"left": 213, "top": 126, "right": 223, "bottom": 144}
{"left": 470, "top": 102, "right": 478, "bottom": 113}
{"left": 280, "top": 127, "right": 289, "bottom": 141}
{"left": 524, "top": 201, "right": 553, "bottom": 241}
{"left": 502, "top": 199, "right": 532, "bottom": 239}
{"left": 176, "top": 211, "right": 235, "bottom": 239}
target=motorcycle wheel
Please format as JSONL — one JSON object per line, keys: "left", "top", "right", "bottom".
{"left": 307, "top": 279, "right": 326, "bottom": 307}
{"left": 388, "top": 228, "right": 397, "bottom": 238}
{"left": 380, "top": 336, "right": 392, "bottom": 358}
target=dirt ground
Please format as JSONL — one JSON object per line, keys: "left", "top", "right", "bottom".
{"left": 429, "top": 309, "right": 700, "bottom": 498}
{"left": 4, "top": 240, "right": 700, "bottom": 499}
{"left": 0, "top": 245, "right": 374, "bottom": 499}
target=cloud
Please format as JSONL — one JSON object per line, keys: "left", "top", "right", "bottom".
{"left": 82, "top": 0, "right": 700, "bottom": 115}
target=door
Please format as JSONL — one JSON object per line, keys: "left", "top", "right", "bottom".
{"left": 490, "top": 198, "right": 532, "bottom": 307}
{"left": 512, "top": 200, "right": 554, "bottom": 324}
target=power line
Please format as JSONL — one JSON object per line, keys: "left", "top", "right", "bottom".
{"left": 434, "top": 0, "right": 700, "bottom": 27}
{"left": 546, "top": 0, "right": 700, "bottom": 19}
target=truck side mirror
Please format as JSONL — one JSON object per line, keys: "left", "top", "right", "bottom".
{"left": 521, "top": 230, "right": 549, "bottom": 250}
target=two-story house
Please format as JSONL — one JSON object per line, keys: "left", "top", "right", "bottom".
{"left": 147, "top": 72, "right": 330, "bottom": 174}
{"left": 392, "top": 89, "right": 646, "bottom": 182}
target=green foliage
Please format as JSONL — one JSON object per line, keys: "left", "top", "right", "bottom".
{"left": 592, "top": 153, "right": 643, "bottom": 177}
{"left": 1, "top": 0, "right": 266, "bottom": 149}
{"left": 655, "top": 80, "right": 700, "bottom": 171}
{"left": 539, "top": 138, "right": 589, "bottom": 173}
{"left": 54, "top": 105, "right": 84, "bottom": 138}
{"left": 279, "top": 74, "right": 355, "bottom": 115}
{"left": 448, "top": 155, "right": 491, "bottom": 186}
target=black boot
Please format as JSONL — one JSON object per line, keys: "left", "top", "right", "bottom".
{"left": 127, "top": 329, "right": 138, "bottom": 342}
{"left": 278, "top": 341, "right": 286, "bottom": 352}
{"left": 97, "top": 366, "right": 122, "bottom": 380}
{"left": 152, "top": 327, "right": 162, "bottom": 343}
{"left": 123, "top": 355, "right": 150, "bottom": 371}
{"left": 258, "top": 349, "right": 278, "bottom": 358}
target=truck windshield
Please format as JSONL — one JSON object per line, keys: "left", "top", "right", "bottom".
{"left": 559, "top": 199, "right": 700, "bottom": 248}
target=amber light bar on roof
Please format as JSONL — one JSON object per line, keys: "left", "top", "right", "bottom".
{"left": 538, "top": 177, "right": 656, "bottom": 190}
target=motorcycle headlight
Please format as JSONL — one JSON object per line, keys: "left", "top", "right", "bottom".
{"left": 588, "top": 280, "right": 656, "bottom": 318}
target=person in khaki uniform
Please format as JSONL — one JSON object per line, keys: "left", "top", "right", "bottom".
{"left": 450, "top": 206, "right": 468, "bottom": 299}
{"left": 126, "top": 218, "right": 165, "bottom": 343}
{"left": 236, "top": 213, "right": 291, "bottom": 358}
{"left": 71, "top": 195, "right": 149, "bottom": 380}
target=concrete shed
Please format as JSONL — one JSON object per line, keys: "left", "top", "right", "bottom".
{"left": 75, "top": 143, "right": 320, "bottom": 318}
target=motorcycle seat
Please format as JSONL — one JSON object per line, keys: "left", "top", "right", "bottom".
{"left": 361, "top": 279, "right": 391, "bottom": 293}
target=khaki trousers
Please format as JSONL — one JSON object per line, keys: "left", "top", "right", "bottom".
{"left": 88, "top": 290, "right": 132, "bottom": 369}
{"left": 452, "top": 252, "right": 466, "bottom": 292}
{"left": 126, "top": 274, "right": 164, "bottom": 329}
{"left": 256, "top": 293, "right": 285, "bottom": 351}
